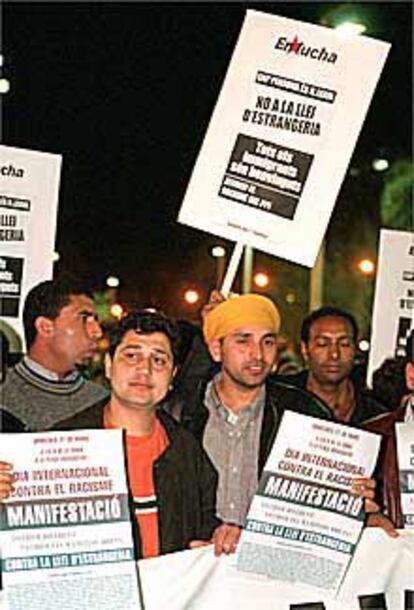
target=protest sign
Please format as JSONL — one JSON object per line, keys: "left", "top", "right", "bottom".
{"left": 367, "top": 229, "right": 414, "bottom": 387}
{"left": 396, "top": 421, "right": 414, "bottom": 530}
{"left": 0, "top": 430, "right": 142, "bottom": 610}
{"left": 235, "top": 411, "right": 380, "bottom": 594}
{"left": 0, "top": 145, "right": 61, "bottom": 347}
{"left": 178, "top": 10, "right": 390, "bottom": 268}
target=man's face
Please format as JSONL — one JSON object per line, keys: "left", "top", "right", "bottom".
{"left": 405, "top": 361, "right": 414, "bottom": 392}
{"left": 209, "top": 325, "right": 278, "bottom": 390}
{"left": 105, "top": 330, "right": 175, "bottom": 411}
{"left": 47, "top": 294, "right": 102, "bottom": 371}
{"left": 302, "top": 315, "right": 355, "bottom": 386}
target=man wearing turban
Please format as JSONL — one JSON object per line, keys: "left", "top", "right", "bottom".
{"left": 174, "top": 293, "right": 333, "bottom": 526}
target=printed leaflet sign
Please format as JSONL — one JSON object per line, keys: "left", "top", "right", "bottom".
{"left": 0, "top": 429, "right": 142, "bottom": 610}
{"left": 367, "top": 228, "right": 414, "bottom": 387}
{"left": 178, "top": 10, "right": 390, "bottom": 267}
{"left": 0, "top": 145, "right": 61, "bottom": 346}
{"left": 396, "top": 421, "right": 414, "bottom": 530}
{"left": 236, "top": 411, "right": 380, "bottom": 594}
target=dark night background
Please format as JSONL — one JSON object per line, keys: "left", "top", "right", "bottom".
{"left": 1, "top": 1, "right": 412, "bottom": 337}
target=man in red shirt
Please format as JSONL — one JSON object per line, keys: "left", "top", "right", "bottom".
{"left": 53, "top": 309, "right": 240, "bottom": 558}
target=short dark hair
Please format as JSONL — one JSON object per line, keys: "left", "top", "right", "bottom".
{"left": 108, "top": 310, "right": 179, "bottom": 362}
{"left": 23, "top": 278, "right": 92, "bottom": 349}
{"left": 372, "top": 357, "right": 409, "bottom": 409}
{"left": 300, "top": 306, "right": 359, "bottom": 345}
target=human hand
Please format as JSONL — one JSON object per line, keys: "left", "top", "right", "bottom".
{"left": 366, "top": 512, "right": 399, "bottom": 538}
{"left": 211, "top": 523, "right": 241, "bottom": 557}
{"left": 188, "top": 539, "right": 211, "bottom": 550}
{"left": 201, "top": 290, "right": 225, "bottom": 322}
{"left": 0, "top": 461, "right": 13, "bottom": 500}
{"left": 351, "top": 477, "right": 378, "bottom": 513}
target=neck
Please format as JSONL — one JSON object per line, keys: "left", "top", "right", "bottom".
{"left": 307, "top": 373, "right": 354, "bottom": 421}
{"left": 28, "top": 346, "right": 74, "bottom": 379}
{"left": 216, "top": 374, "right": 263, "bottom": 414}
{"left": 105, "top": 396, "right": 156, "bottom": 436}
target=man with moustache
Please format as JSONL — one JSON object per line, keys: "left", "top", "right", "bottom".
{"left": 280, "top": 306, "right": 388, "bottom": 424}
{"left": 1, "top": 278, "right": 108, "bottom": 430}
{"left": 170, "top": 294, "right": 382, "bottom": 531}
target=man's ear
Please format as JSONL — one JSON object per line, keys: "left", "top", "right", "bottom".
{"left": 208, "top": 339, "right": 222, "bottom": 363}
{"left": 34, "top": 316, "right": 54, "bottom": 339}
{"left": 300, "top": 341, "right": 309, "bottom": 363}
{"left": 104, "top": 353, "right": 112, "bottom": 380}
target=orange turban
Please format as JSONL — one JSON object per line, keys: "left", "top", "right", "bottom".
{"left": 203, "top": 294, "right": 281, "bottom": 343}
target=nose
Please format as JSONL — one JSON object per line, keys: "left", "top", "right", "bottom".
{"left": 250, "top": 341, "right": 264, "bottom": 361}
{"left": 87, "top": 318, "right": 103, "bottom": 340}
{"left": 329, "top": 343, "right": 340, "bottom": 360}
{"left": 135, "top": 353, "right": 152, "bottom": 374}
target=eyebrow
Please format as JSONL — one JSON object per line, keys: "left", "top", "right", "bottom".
{"left": 313, "top": 332, "right": 353, "bottom": 339}
{"left": 233, "top": 332, "right": 277, "bottom": 339}
{"left": 78, "top": 309, "right": 98, "bottom": 319}
{"left": 120, "top": 344, "right": 171, "bottom": 356}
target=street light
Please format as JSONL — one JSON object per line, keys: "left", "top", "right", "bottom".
{"left": 253, "top": 272, "right": 270, "bottom": 288}
{"left": 358, "top": 339, "right": 370, "bottom": 352}
{"left": 52, "top": 251, "right": 60, "bottom": 263}
{"left": 372, "top": 158, "right": 389, "bottom": 172}
{"left": 184, "top": 289, "right": 200, "bottom": 305}
{"left": 110, "top": 303, "right": 124, "bottom": 320}
{"left": 357, "top": 258, "right": 375, "bottom": 276}
{"left": 210, "top": 245, "right": 226, "bottom": 288}
{"left": 106, "top": 275, "right": 120, "bottom": 288}
{"left": 0, "top": 79, "right": 10, "bottom": 94}
{"left": 211, "top": 246, "right": 226, "bottom": 258}
{"left": 335, "top": 22, "right": 366, "bottom": 36}
{"left": 321, "top": 5, "right": 367, "bottom": 36}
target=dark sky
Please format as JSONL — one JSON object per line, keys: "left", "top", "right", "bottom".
{"left": 2, "top": 1, "right": 412, "bottom": 314}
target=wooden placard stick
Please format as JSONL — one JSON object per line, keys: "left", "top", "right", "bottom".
{"left": 220, "top": 241, "right": 244, "bottom": 298}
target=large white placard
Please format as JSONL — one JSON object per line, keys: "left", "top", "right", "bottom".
{"left": 367, "top": 229, "right": 414, "bottom": 387}
{"left": 178, "top": 10, "right": 390, "bottom": 267}
{"left": 136, "top": 530, "right": 413, "bottom": 610}
{"left": 0, "top": 145, "right": 61, "bottom": 348}
{"left": 396, "top": 421, "right": 414, "bottom": 530}
{"left": 236, "top": 411, "right": 380, "bottom": 594}
{"left": 0, "top": 430, "right": 142, "bottom": 610}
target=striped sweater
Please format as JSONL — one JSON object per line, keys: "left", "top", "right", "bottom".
{"left": 0, "top": 358, "right": 108, "bottom": 431}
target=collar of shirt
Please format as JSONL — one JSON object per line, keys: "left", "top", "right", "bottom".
{"left": 404, "top": 395, "right": 414, "bottom": 422}
{"left": 24, "top": 355, "right": 80, "bottom": 383}
{"left": 204, "top": 373, "right": 265, "bottom": 426}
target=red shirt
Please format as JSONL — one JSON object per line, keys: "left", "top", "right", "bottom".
{"left": 105, "top": 415, "right": 169, "bottom": 558}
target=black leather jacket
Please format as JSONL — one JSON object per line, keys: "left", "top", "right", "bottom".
{"left": 54, "top": 401, "right": 220, "bottom": 557}
{"left": 276, "top": 370, "right": 388, "bottom": 426}
{"left": 166, "top": 376, "right": 333, "bottom": 478}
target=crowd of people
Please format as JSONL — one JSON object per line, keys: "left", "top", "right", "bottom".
{"left": 1, "top": 277, "right": 413, "bottom": 562}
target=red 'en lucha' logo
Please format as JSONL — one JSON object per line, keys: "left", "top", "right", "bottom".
{"left": 274, "top": 35, "right": 338, "bottom": 64}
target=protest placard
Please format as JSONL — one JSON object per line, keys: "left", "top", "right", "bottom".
{"left": 235, "top": 411, "right": 380, "bottom": 595}
{"left": 178, "top": 10, "right": 390, "bottom": 268}
{"left": 0, "top": 430, "right": 142, "bottom": 610}
{"left": 396, "top": 421, "right": 414, "bottom": 530}
{"left": 367, "top": 229, "right": 414, "bottom": 387}
{"left": 0, "top": 145, "right": 61, "bottom": 347}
